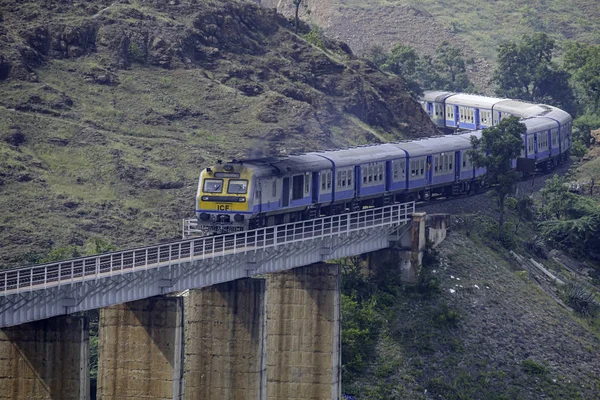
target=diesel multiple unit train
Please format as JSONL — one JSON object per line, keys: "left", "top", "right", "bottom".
{"left": 195, "top": 91, "right": 573, "bottom": 233}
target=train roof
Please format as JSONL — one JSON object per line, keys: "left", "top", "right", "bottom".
{"left": 445, "top": 93, "right": 505, "bottom": 109}
{"left": 542, "top": 106, "right": 572, "bottom": 125}
{"left": 313, "top": 143, "right": 405, "bottom": 167}
{"left": 522, "top": 117, "right": 558, "bottom": 132}
{"left": 494, "top": 100, "right": 550, "bottom": 118}
{"left": 238, "top": 154, "right": 331, "bottom": 175}
{"left": 421, "top": 90, "right": 455, "bottom": 103}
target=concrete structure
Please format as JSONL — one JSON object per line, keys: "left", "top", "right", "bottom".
{"left": 184, "top": 279, "right": 266, "bottom": 400}
{"left": 0, "top": 203, "right": 414, "bottom": 328}
{"left": 0, "top": 204, "right": 453, "bottom": 400}
{"left": 0, "top": 316, "right": 89, "bottom": 400}
{"left": 368, "top": 211, "right": 427, "bottom": 283}
{"left": 426, "top": 214, "right": 451, "bottom": 247}
{"left": 266, "top": 263, "right": 341, "bottom": 400}
{"left": 97, "top": 297, "right": 183, "bottom": 400}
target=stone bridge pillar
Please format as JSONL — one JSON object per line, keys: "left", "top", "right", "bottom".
{"left": 183, "top": 278, "right": 266, "bottom": 400}
{"left": 266, "top": 263, "right": 341, "bottom": 400}
{"left": 0, "top": 316, "right": 89, "bottom": 400}
{"left": 97, "top": 297, "right": 184, "bottom": 400}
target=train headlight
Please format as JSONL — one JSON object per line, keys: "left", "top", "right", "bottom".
{"left": 199, "top": 213, "right": 210, "bottom": 221}
{"left": 238, "top": 197, "right": 246, "bottom": 202}
{"left": 201, "top": 196, "right": 208, "bottom": 201}
{"left": 234, "top": 214, "right": 244, "bottom": 222}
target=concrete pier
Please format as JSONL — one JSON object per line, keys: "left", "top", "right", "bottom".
{"left": 184, "top": 278, "right": 266, "bottom": 400}
{"left": 0, "top": 316, "right": 89, "bottom": 400}
{"left": 368, "top": 211, "right": 427, "bottom": 283}
{"left": 266, "top": 263, "right": 341, "bottom": 400}
{"left": 97, "top": 297, "right": 183, "bottom": 400}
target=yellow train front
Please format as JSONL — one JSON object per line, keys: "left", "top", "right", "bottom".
{"left": 196, "top": 161, "right": 254, "bottom": 234}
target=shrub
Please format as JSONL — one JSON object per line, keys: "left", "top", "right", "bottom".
{"left": 522, "top": 359, "right": 548, "bottom": 375}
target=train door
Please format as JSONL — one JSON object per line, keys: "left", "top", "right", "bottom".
{"left": 354, "top": 166, "right": 361, "bottom": 198}
{"left": 426, "top": 102, "right": 433, "bottom": 117}
{"left": 282, "top": 177, "right": 290, "bottom": 207}
{"left": 534, "top": 133, "right": 538, "bottom": 160}
{"left": 426, "top": 156, "right": 433, "bottom": 185}
{"left": 312, "top": 172, "right": 319, "bottom": 203}
{"left": 256, "top": 179, "right": 262, "bottom": 213}
{"left": 454, "top": 152, "right": 460, "bottom": 181}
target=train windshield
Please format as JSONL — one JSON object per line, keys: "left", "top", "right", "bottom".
{"left": 203, "top": 179, "right": 223, "bottom": 193}
{"left": 227, "top": 179, "right": 248, "bottom": 194}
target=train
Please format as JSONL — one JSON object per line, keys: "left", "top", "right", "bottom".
{"left": 194, "top": 91, "right": 572, "bottom": 234}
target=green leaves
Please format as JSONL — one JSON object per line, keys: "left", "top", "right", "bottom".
{"left": 469, "top": 117, "right": 525, "bottom": 241}
{"left": 493, "top": 33, "right": 575, "bottom": 113}
{"left": 367, "top": 41, "right": 473, "bottom": 94}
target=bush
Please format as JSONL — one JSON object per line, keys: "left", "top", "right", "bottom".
{"left": 522, "top": 359, "right": 548, "bottom": 375}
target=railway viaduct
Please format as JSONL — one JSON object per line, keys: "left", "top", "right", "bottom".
{"left": 0, "top": 203, "right": 450, "bottom": 399}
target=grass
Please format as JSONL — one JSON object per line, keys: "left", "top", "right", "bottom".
{"left": 340, "top": 0, "right": 600, "bottom": 61}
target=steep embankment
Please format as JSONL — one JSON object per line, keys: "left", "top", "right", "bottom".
{"left": 0, "top": 0, "right": 437, "bottom": 267}
{"left": 343, "top": 171, "right": 600, "bottom": 398}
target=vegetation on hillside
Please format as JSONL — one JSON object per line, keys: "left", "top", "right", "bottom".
{"left": 469, "top": 117, "right": 525, "bottom": 242}
{"left": 0, "top": 0, "right": 438, "bottom": 268}
{"left": 368, "top": 41, "right": 473, "bottom": 95}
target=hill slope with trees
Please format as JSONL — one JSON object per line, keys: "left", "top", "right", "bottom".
{"left": 0, "top": 0, "right": 437, "bottom": 267}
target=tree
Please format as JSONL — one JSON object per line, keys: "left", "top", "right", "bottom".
{"left": 434, "top": 41, "right": 472, "bottom": 92}
{"left": 381, "top": 44, "right": 423, "bottom": 94}
{"left": 493, "top": 33, "right": 575, "bottom": 112}
{"left": 292, "top": 0, "right": 304, "bottom": 34}
{"left": 367, "top": 42, "right": 472, "bottom": 94}
{"left": 469, "top": 116, "right": 525, "bottom": 241}
{"left": 563, "top": 42, "right": 600, "bottom": 115}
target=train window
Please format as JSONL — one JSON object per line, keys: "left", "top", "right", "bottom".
{"left": 363, "top": 171, "right": 367, "bottom": 184}
{"left": 434, "top": 157, "right": 438, "bottom": 173}
{"left": 348, "top": 170, "right": 352, "bottom": 187}
{"left": 342, "top": 170, "right": 347, "bottom": 187}
{"left": 337, "top": 171, "right": 342, "bottom": 188}
{"left": 411, "top": 161, "right": 415, "bottom": 177}
{"left": 378, "top": 165, "right": 383, "bottom": 181}
{"left": 227, "top": 179, "right": 248, "bottom": 194}
{"left": 449, "top": 154, "right": 453, "bottom": 170}
{"left": 401, "top": 162, "right": 405, "bottom": 178}
{"left": 272, "top": 180, "right": 277, "bottom": 197}
{"left": 321, "top": 173, "right": 326, "bottom": 191}
{"left": 420, "top": 159, "right": 425, "bottom": 176}
{"left": 327, "top": 171, "right": 332, "bottom": 189}
{"left": 203, "top": 179, "right": 223, "bottom": 193}
{"left": 446, "top": 105, "right": 453, "bottom": 119}
{"left": 369, "top": 165, "right": 373, "bottom": 182}
{"left": 393, "top": 162, "right": 398, "bottom": 179}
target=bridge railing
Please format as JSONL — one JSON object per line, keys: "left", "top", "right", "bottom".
{"left": 0, "top": 202, "right": 415, "bottom": 296}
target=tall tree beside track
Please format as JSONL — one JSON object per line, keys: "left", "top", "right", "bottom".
{"left": 469, "top": 117, "right": 525, "bottom": 242}
{"left": 563, "top": 42, "right": 600, "bottom": 116}
{"left": 493, "top": 33, "right": 575, "bottom": 114}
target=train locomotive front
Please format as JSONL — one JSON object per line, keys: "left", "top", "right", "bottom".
{"left": 196, "top": 161, "right": 255, "bottom": 234}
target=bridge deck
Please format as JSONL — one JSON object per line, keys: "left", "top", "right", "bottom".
{"left": 0, "top": 202, "right": 414, "bottom": 327}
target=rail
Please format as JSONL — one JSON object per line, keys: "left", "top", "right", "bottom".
{"left": 0, "top": 202, "right": 415, "bottom": 296}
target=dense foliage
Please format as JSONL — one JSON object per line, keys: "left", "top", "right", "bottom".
{"left": 539, "top": 175, "right": 600, "bottom": 260}
{"left": 368, "top": 41, "right": 473, "bottom": 95}
{"left": 469, "top": 117, "right": 526, "bottom": 241}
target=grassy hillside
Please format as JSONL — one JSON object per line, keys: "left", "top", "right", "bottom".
{"left": 350, "top": 0, "right": 600, "bottom": 60}
{"left": 0, "top": 0, "right": 437, "bottom": 267}
{"left": 266, "top": 0, "right": 600, "bottom": 92}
